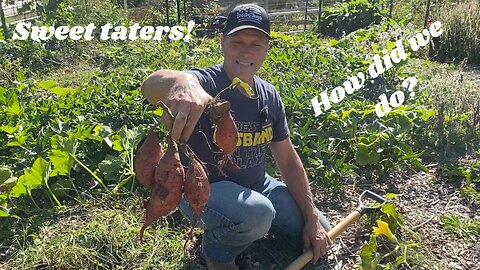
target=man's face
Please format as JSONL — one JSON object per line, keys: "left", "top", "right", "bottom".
{"left": 221, "top": 29, "right": 270, "bottom": 84}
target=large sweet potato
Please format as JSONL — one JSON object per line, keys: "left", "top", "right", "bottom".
{"left": 139, "top": 182, "right": 177, "bottom": 241}
{"left": 134, "top": 127, "right": 163, "bottom": 189}
{"left": 139, "top": 136, "right": 185, "bottom": 241}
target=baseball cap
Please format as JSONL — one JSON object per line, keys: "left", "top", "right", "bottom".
{"left": 223, "top": 4, "right": 271, "bottom": 39}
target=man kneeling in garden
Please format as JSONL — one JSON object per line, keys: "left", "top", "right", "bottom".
{"left": 141, "top": 4, "right": 331, "bottom": 269}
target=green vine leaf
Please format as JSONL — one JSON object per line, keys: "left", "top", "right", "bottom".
{"left": 50, "top": 135, "right": 78, "bottom": 177}
{"left": 359, "top": 235, "right": 379, "bottom": 270}
{"left": 0, "top": 208, "right": 9, "bottom": 217}
{"left": 0, "top": 167, "right": 17, "bottom": 187}
{"left": 385, "top": 193, "right": 399, "bottom": 199}
{"left": 11, "top": 158, "right": 51, "bottom": 198}
{"left": 38, "top": 80, "right": 58, "bottom": 90}
{"left": 232, "top": 77, "right": 255, "bottom": 97}
{"left": 381, "top": 203, "right": 399, "bottom": 221}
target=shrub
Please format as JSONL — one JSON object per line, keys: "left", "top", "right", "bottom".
{"left": 434, "top": 0, "right": 480, "bottom": 65}
{"left": 317, "top": 0, "right": 386, "bottom": 37}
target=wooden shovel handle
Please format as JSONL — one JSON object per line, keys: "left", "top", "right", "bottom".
{"left": 284, "top": 211, "right": 362, "bottom": 270}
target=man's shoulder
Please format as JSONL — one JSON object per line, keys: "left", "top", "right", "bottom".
{"left": 188, "top": 64, "right": 230, "bottom": 85}
{"left": 255, "top": 76, "right": 274, "bottom": 87}
{"left": 189, "top": 64, "right": 223, "bottom": 77}
{"left": 255, "top": 76, "right": 278, "bottom": 97}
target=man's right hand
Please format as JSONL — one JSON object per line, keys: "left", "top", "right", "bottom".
{"left": 165, "top": 74, "right": 212, "bottom": 142}
{"left": 141, "top": 70, "right": 212, "bottom": 143}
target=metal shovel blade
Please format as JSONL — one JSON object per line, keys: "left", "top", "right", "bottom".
{"left": 357, "top": 190, "right": 388, "bottom": 214}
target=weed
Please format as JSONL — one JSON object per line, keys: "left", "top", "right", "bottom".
{"left": 406, "top": 250, "right": 450, "bottom": 270}
{"left": 440, "top": 214, "right": 480, "bottom": 242}
{"left": 460, "top": 186, "right": 480, "bottom": 207}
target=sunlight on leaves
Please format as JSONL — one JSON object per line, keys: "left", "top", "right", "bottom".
{"left": 11, "top": 158, "right": 51, "bottom": 198}
{"left": 49, "top": 86, "right": 76, "bottom": 96}
{"left": 50, "top": 135, "right": 78, "bottom": 177}
{"left": 359, "top": 235, "right": 379, "bottom": 270}
{"left": 38, "top": 80, "right": 58, "bottom": 90}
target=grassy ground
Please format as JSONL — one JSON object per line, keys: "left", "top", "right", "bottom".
{"left": 1, "top": 194, "right": 198, "bottom": 270}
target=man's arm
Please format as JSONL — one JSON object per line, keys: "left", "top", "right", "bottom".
{"left": 141, "top": 70, "right": 212, "bottom": 142}
{"left": 269, "top": 138, "right": 331, "bottom": 263}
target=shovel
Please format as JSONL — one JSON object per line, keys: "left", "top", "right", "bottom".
{"left": 285, "top": 190, "right": 387, "bottom": 270}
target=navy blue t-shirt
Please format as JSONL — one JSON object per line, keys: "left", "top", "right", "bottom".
{"left": 185, "top": 63, "right": 290, "bottom": 188}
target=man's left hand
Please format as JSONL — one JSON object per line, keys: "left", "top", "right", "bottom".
{"left": 302, "top": 217, "right": 332, "bottom": 264}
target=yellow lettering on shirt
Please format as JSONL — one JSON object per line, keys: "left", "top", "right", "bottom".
{"left": 237, "top": 126, "right": 273, "bottom": 147}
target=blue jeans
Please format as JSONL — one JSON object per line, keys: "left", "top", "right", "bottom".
{"left": 178, "top": 173, "right": 331, "bottom": 263}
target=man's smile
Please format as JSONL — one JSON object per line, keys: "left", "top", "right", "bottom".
{"left": 236, "top": 60, "right": 254, "bottom": 66}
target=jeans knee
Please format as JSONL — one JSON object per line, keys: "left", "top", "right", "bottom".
{"left": 240, "top": 202, "right": 275, "bottom": 239}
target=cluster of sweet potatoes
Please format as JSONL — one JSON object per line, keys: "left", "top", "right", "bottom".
{"left": 134, "top": 96, "right": 240, "bottom": 242}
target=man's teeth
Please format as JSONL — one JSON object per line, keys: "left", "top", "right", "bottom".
{"left": 237, "top": 60, "right": 252, "bottom": 66}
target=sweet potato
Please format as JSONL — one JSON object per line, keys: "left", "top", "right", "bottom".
{"left": 213, "top": 111, "right": 238, "bottom": 155}
{"left": 184, "top": 157, "right": 210, "bottom": 226}
{"left": 140, "top": 182, "right": 176, "bottom": 241}
{"left": 182, "top": 152, "right": 210, "bottom": 250}
{"left": 208, "top": 99, "right": 231, "bottom": 122}
{"left": 139, "top": 136, "right": 185, "bottom": 241}
{"left": 207, "top": 100, "right": 239, "bottom": 175}
{"left": 155, "top": 136, "right": 185, "bottom": 187}
{"left": 134, "top": 127, "right": 163, "bottom": 189}
{"left": 209, "top": 100, "right": 238, "bottom": 154}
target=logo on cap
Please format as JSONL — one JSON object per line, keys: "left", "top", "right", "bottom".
{"left": 236, "top": 6, "right": 263, "bottom": 24}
